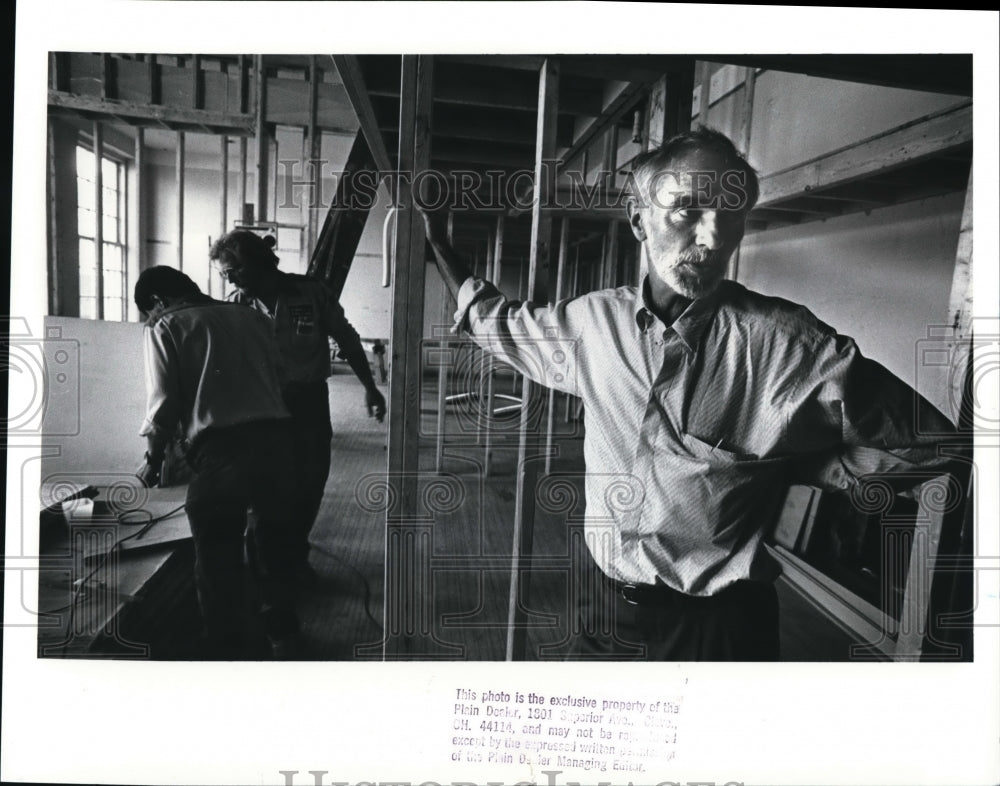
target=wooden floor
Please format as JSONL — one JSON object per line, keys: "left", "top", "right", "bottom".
{"left": 310, "top": 368, "right": 860, "bottom": 661}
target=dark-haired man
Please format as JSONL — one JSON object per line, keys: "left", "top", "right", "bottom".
{"left": 422, "top": 127, "right": 960, "bottom": 661}
{"left": 209, "top": 230, "right": 386, "bottom": 584}
{"left": 135, "top": 265, "right": 300, "bottom": 658}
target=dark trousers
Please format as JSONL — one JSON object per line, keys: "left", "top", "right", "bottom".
{"left": 282, "top": 381, "right": 334, "bottom": 567}
{"left": 567, "top": 539, "right": 780, "bottom": 661}
{"left": 185, "top": 419, "right": 298, "bottom": 656}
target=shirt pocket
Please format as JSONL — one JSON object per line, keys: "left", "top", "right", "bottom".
{"left": 680, "top": 432, "right": 784, "bottom": 467}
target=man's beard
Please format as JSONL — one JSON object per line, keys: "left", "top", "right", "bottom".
{"left": 660, "top": 247, "right": 728, "bottom": 299}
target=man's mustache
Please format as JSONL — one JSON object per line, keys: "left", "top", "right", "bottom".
{"left": 677, "top": 247, "right": 722, "bottom": 267}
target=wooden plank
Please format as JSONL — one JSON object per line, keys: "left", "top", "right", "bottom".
{"left": 331, "top": 55, "right": 393, "bottom": 176}
{"left": 47, "top": 91, "right": 253, "bottom": 134}
{"left": 895, "top": 480, "right": 949, "bottom": 660}
{"left": 697, "top": 60, "right": 712, "bottom": 123}
{"left": 135, "top": 127, "right": 146, "bottom": 275}
{"left": 306, "top": 56, "right": 321, "bottom": 258}
{"left": 507, "top": 57, "right": 559, "bottom": 662}
{"left": 216, "top": 134, "right": 228, "bottom": 297}
{"left": 46, "top": 119, "right": 59, "bottom": 315}
{"left": 254, "top": 56, "right": 268, "bottom": 223}
{"left": 100, "top": 54, "right": 114, "bottom": 101}
{"left": 758, "top": 103, "right": 972, "bottom": 206}
{"left": 544, "top": 218, "right": 570, "bottom": 474}
{"left": 435, "top": 213, "right": 455, "bottom": 474}
{"left": 176, "top": 131, "right": 185, "bottom": 270}
{"left": 383, "top": 55, "right": 439, "bottom": 658}
{"left": 238, "top": 55, "right": 249, "bottom": 114}
{"left": 93, "top": 122, "right": 104, "bottom": 319}
{"left": 483, "top": 214, "right": 504, "bottom": 477}
{"left": 238, "top": 137, "right": 248, "bottom": 222}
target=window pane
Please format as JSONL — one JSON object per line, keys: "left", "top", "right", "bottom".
{"left": 104, "top": 269, "right": 123, "bottom": 300}
{"left": 79, "top": 296, "right": 97, "bottom": 320}
{"left": 103, "top": 243, "right": 123, "bottom": 273}
{"left": 76, "top": 146, "right": 94, "bottom": 182}
{"left": 103, "top": 297, "right": 123, "bottom": 322}
{"left": 79, "top": 239, "right": 96, "bottom": 297}
{"left": 78, "top": 207, "right": 95, "bottom": 239}
{"left": 77, "top": 179, "right": 95, "bottom": 211}
{"left": 101, "top": 157, "right": 117, "bottom": 187}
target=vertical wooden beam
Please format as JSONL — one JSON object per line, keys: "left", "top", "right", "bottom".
{"left": 134, "top": 126, "right": 147, "bottom": 290}
{"left": 176, "top": 131, "right": 185, "bottom": 270}
{"left": 383, "top": 55, "right": 445, "bottom": 659}
{"left": 217, "top": 134, "right": 229, "bottom": 297}
{"left": 191, "top": 54, "right": 203, "bottom": 110}
{"left": 100, "top": 54, "right": 114, "bottom": 101}
{"left": 483, "top": 213, "right": 505, "bottom": 477}
{"left": 306, "top": 55, "right": 321, "bottom": 257}
{"left": 697, "top": 60, "right": 712, "bottom": 125}
{"left": 93, "top": 122, "right": 104, "bottom": 319}
{"left": 544, "top": 218, "right": 570, "bottom": 474}
{"left": 254, "top": 55, "right": 269, "bottom": 223}
{"left": 238, "top": 55, "right": 249, "bottom": 114}
{"left": 146, "top": 55, "right": 160, "bottom": 104}
{"left": 564, "top": 244, "right": 580, "bottom": 424}
{"left": 434, "top": 212, "right": 455, "bottom": 474}
{"left": 727, "top": 66, "right": 756, "bottom": 284}
{"left": 606, "top": 222, "right": 619, "bottom": 289}
{"left": 507, "top": 57, "right": 559, "bottom": 661}
{"left": 238, "top": 136, "right": 248, "bottom": 222}
{"left": 46, "top": 119, "right": 59, "bottom": 315}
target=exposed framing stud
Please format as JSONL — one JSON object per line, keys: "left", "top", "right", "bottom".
{"left": 506, "top": 57, "right": 560, "bottom": 661}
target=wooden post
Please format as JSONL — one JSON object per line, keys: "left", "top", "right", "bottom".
{"left": 434, "top": 212, "right": 455, "bottom": 473}
{"left": 727, "top": 66, "right": 756, "bottom": 284}
{"left": 381, "top": 55, "right": 453, "bottom": 659}
{"left": 544, "top": 218, "right": 570, "bottom": 474}
{"left": 306, "top": 55, "right": 322, "bottom": 259}
{"left": 238, "top": 136, "right": 248, "bottom": 222}
{"left": 698, "top": 60, "right": 712, "bottom": 125}
{"left": 484, "top": 214, "right": 504, "bottom": 477}
{"left": 254, "top": 55, "right": 268, "bottom": 223}
{"left": 93, "top": 122, "right": 104, "bottom": 319}
{"left": 176, "top": 131, "right": 185, "bottom": 270}
{"left": 217, "top": 134, "right": 229, "bottom": 296}
{"left": 507, "top": 57, "right": 559, "bottom": 661}
{"left": 565, "top": 243, "right": 580, "bottom": 424}
{"left": 191, "top": 54, "right": 203, "bottom": 110}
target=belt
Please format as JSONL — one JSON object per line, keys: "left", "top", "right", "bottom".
{"left": 604, "top": 573, "right": 762, "bottom": 607}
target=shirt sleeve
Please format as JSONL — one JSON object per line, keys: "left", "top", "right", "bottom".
{"left": 453, "top": 277, "right": 582, "bottom": 396}
{"left": 318, "top": 282, "right": 366, "bottom": 358}
{"left": 138, "top": 322, "right": 180, "bottom": 439}
{"left": 786, "top": 331, "right": 966, "bottom": 493}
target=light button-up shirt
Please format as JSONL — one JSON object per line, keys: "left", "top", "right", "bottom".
{"left": 455, "top": 276, "right": 957, "bottom": 596}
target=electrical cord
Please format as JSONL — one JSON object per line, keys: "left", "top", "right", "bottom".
{"left": 308, "top": 543, "right": 383, "bottom": 632}
{"left": 48, "top": 504, "right": 185, "bottom": 648}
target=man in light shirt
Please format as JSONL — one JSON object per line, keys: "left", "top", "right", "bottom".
{"left": 135, "top": 265, "right": 300, "bottom": 659}
{"left": 422, "top": 127, "right": 961, "bottom": 660}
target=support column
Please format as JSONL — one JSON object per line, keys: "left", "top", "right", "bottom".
{"left": 434, "top": 213, "right": 455, "bottom": 473}
{"left": 483, "top": 214, "right": 504, "bottom": 477}
{"left": 254, "top": 54, "right": 268, "bottom": 223}
{"left": 175, "top": 130, "right": 185, "bottom": 270}
{"left": 507, "top": 57, "right": 559, "bottom": 661}
{"left": 93, "top": 122, "right": 104, "bottom": 319}
{"left": 545, "top": 218, "right": 570, "bottom": 474}
{"left": 380, "top": 55, "right": 458, "bottom": 659}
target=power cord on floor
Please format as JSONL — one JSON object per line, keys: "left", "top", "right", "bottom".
{"left": 47, "top": 504, "right": 186, "bottom": 650}
{"left": 308, "top": 543, "right": 383, "bottom": 632}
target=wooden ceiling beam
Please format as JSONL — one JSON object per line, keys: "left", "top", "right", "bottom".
{"left": 47, "top": 90, "right": 255, "bottom": 134}
{"left": 330, "top": 55, "right": 394, "bottom": 175}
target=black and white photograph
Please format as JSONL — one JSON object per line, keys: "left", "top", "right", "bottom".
{"left": 4, "top": 3, "right": 999, "bottom": 785}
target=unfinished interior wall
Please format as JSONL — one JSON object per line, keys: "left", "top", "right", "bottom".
{"left": 700, "top": 66, "right": 966, "bottom": 417}
{"left": 41, "top": 316, "right": 146, "bottom": 478}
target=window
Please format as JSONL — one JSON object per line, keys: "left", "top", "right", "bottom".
{"left": 76, "top": 146, "right": 127, "bottom": 320}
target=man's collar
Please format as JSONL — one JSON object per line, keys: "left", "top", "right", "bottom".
{"left": 633, "top": 276, "right": 724, "bottom": 352}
